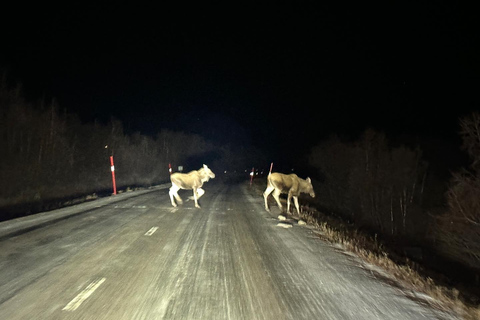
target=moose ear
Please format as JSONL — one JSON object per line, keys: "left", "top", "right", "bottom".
{"left": 306, "top": 177, "right": 311, "bottom": 183}
{"left": 203, "top": 164, "right": 208, "bottom": 168}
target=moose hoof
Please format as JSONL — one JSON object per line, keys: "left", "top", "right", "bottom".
{"left": 172, "top": 203, "right": 177, "bottom": 208}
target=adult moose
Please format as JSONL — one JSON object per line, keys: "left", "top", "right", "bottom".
{"left": 169, "top": 164, "right": 215, "bottom": 208}
{"left": 263, "top": 172, "right": 315, "bottom": 214}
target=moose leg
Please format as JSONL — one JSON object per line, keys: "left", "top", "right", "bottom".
{"left": 272, "top": 189, "right": 283, "bottom": 212}
{"left": 263, "top": 185, "right": 275, "bottom": 212}
{"left": 188, "top": 187, "right": 205, "bottom": 200}
{"left": 175, "top": 192, "right": 183, "bottom": 205}
{"left": 287, "top": 191, "right": 292, "bottom": 214}
{"left": 196, "top": 187, "right": 205, "bottom": 199}
{"left": 293, "top": 196, "right": 300, "bottom": 215}
{"left": 193, "top": 188, "right": 201, "bottom": 209}
{"left": 169, "top": 184, "right": 182, "bottom": 207}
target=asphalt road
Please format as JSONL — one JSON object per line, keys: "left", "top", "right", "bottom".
{"left": 0, "top": 181, "right": 456, "bottom": 319}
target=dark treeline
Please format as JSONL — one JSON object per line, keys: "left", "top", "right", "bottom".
{"left": 0, "top": 79, "right": 214, "bottom": 218}
{"left": 308, "top": 119, "right": 480, "bottom": 278}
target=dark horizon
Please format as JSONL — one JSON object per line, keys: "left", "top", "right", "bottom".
{"left": 1, "top": 2, "right": 479, "bottom": 168}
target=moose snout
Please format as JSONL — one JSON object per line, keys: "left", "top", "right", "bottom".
{"left": 310, "top": 192, "right": 316, "bottom": 198}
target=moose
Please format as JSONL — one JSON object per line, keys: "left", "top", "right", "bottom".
{"left": 263, "top": 172, "right": 315, "bottom": 214}
{"left": 169, "top": 164, "right": 215, "bottom": 208}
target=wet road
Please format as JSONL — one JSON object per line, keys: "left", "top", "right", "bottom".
{"left": 0, "top": 182, "right": 456, "bottom": 319}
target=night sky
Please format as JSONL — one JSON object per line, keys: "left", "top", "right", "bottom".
{"left": 2, "top": 2, "right": 479, "bottom": 165}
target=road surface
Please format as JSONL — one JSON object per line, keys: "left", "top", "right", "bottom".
{"left": 0, "top": 181, "right": 456, "bottom": 319}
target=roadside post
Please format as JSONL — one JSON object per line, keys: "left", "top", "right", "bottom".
{"left": 269, "top": 162, "right": 273, "bottom": 174}
{"left": 110, "top": 156, "right": 117, "bottom": 195}
{"left": 169, "top": 163, "right": 172, "bottom": 175}
{"left": 250, "top": 167, "right": 254, "bottom": 186}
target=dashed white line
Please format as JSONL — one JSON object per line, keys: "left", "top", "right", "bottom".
{"left": 62, "top": 277, "right": 106, "bottom": 311}
{"left": 145, "top": 227, "right": 159, "bottom": 236}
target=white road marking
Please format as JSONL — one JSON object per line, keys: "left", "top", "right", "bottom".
{"left": 114, "top": 205, "right": 147, "bottom": 209}
{"left": 62, "top": 278, "right": 106, "bottom": 311}
{"left": 169, "top": 207, "right": 195, "bottom": 212}
{"left": 145, "top": 227, "right": 159, "bottom": 236}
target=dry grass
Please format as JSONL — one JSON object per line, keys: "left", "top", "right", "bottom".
{"left": 250, "top": 180, "right": 480, "bottom": 320}
{"left": 298, "top": 207, "right": 480, "bottom": 319}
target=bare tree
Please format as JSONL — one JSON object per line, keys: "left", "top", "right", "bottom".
{"left": 433, "top": 112, "right": 480, "bottom": 269}
{"left": 309, "top": 129, "right": 427, "bottom": 240}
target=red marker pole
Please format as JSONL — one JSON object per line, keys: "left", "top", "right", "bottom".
{"left": 250, "top": 167, "right": 254, "bottom": 186}
{"left": 110, "top": 156, "right": 117, "bottom": 195}
{"left": 269, "top": 162, "right": 273, "bottom": 174}
{"left": 169, "top": 163, "right": 172, "bottom": 175}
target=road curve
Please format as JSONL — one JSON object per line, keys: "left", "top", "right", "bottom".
{"left": 0, "top": 181, "right": 456, "bottom": 319}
